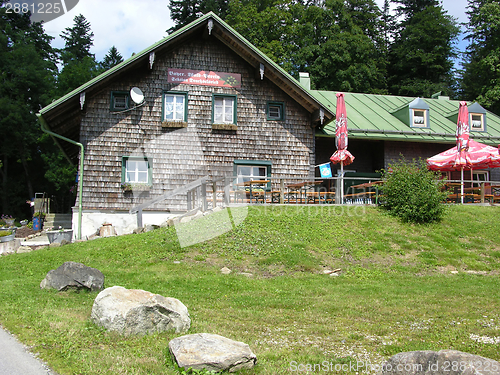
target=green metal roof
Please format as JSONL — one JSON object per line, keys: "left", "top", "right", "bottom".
{"left": 312, "top": 91, "right": 500, "bottom": 145}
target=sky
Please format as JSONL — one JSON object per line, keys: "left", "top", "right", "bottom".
{"left": 42, "top": 0, "right": 470, "bottom": 63}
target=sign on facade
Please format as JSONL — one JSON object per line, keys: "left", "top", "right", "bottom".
{"left": 168, "top": 69, "right": 241, "bottom": 88}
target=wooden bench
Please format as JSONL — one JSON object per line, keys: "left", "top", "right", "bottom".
{"left": 305, "top": 191, "right": 335, "bottom": 204}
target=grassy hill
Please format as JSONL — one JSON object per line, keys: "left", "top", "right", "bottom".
{"left": 0, "top": 205, "right": 499, "bottom": 374}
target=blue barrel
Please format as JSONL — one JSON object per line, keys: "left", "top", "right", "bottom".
{"left": 33, "top": 217, "right": 42, "bottom": 231}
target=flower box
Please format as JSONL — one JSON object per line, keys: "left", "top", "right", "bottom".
{"left": 0, "top": 230, "right": 15, "bottom": 243}
{"left": 121, "top": 183, "right": 152, "bottom": 192}
{"left": 46, "top": 229, "right": 73, "bottom": 244}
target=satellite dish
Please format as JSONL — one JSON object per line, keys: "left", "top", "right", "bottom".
{"left": 130, "top": 87, "right": 144, "bottom": 104}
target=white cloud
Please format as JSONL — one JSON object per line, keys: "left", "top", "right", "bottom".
{"left": 43, "top": 0, "right": 174, "bottom": 61}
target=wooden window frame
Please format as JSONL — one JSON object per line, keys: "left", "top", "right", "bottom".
{"left": 233, "top": 160, "right": 272, "bottom": 191}
{"left": 267, "top": 101, "right": 285, "bottom": 121}
{"left": 212, "top": 94, "right": 237, "bottom": 127}
{"left": 469, "top": 112, "right": 486, "bottom": 132}
{"left": 410, "top": 108, "right": 429, "bottom": 128}
{"left": 162, "top": 91, "right": 188, "bottom": 123}
{"left": 121, "top": 156, "right": 152, "bottom": 186}
{"left": 110, "top": 91, "right": 130, "bottom": 111}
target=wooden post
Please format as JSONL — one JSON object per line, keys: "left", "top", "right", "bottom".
{"left": 187, "top": 190, "right": 192, "bottom": 211}
{"left": 137, "top": 208, "right": 143, "bottom": 228}
{"left": 201, "top": 182, "right": 207, "bottom": 211}
{"left": 480, "top": 181, "right": 485, "bottom": 203}
{"left": 224, "top": 177, "right": 231, "bottom": 206}
{"left": 280, "top": 179, "right": 284, "bottom": 204}
{"left": 212, "top": 181, "right": 217, "bottom": 208}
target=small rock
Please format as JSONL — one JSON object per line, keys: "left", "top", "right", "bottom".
{"left": 169, "top": 333, "right": 257, "bottom": 373}
{"left": 180, "top": 216, "right": 192, "bottom": 224}
{"left": 466, "top": 270, "right": 488, "bottom": 275}
{"left": 40, "top": 261, "right": 105, "bottom": 292}
{"left": 380, "top": 349, "right": 500, "bottom": 375}
{"left": 143, "top": 224, "right": 158, "bottom": 232}
{"left": 221, "top": 267, "right": 232, "bottom": 274}
{"left": 16, "top": 246, "right": 33, "bottom": 254}
{"left": 239, "top": 272, "right": 253, "bottom": 278}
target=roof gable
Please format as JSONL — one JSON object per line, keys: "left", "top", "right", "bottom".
{"left": 39, "top": 12, "right": 332, "bottom": 124}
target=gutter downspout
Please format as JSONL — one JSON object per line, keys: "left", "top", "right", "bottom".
{"left": 37, "top": 113, "right": 83, "bottom": 240}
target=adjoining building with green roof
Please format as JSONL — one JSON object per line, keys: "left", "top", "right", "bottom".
{"left": 307, "top": 82, "right": 500, "bottom": 182}
{"left": 37, "top": 12, "right": 500, "bottom": 237}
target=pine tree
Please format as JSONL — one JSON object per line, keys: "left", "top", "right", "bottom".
{"left": 461, "top": 0, "right": 500, "bottom": 113}
{"left": 57, "top": 14, "right": 99, "bottom": 96}
{"left": 59, "top": 14, "right": 94, "bottom": 64}
{"left": 0, "top": 2, "right": 60, "bottom": 216}
{"left": 387, "top": 0, "right": 459, "bottom": 97}
{"left": 99, "top": 46, "right": 124, "bottom": 72}
{"left": 168, "top": 0, "right": 229, "bottom": 33}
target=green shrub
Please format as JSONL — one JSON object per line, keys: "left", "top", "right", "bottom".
{"left": 379, "top": 157, "right": 447, "bottom": 223}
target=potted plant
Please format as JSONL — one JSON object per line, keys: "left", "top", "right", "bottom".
{"left": 46, "top": 226, "right": 73, "bottom": 244}
{"left": 0, "top": 229, "right": 15, "bottom": 242}
{"left": 32, "top": 212, "right": 46, "bottom": 231}
{"left": 1, "top": 214, "right": 15, "bottom": 227}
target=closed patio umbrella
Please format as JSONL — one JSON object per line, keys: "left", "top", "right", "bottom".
{"left": 330, "top": 93, "right": 355, "bottom": 203}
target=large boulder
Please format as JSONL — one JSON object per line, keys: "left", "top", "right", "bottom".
{"left": 169, "top": 333, "right": 257, "bottom": 373}
{"left": 380, "top": 350, "right": 500, "bottom": 375}
{"left": 91, "top": 286, "right": 190, "bottom": 336}
{"left": 40, "top": 261, "right": 104, "bottom": 292}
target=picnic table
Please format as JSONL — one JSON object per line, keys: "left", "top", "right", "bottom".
{"left": 236, "top": 180, "right": 270, "bottom": 203}
{"left": 285, "top": 180, "right": 323, "bottom": 204}
{"left": 444, "top": 182, "right": 494, "bottom": 203}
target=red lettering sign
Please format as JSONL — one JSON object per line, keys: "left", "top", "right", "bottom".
{"left": 168, "top": 69, "right": 241, "bottom": 88}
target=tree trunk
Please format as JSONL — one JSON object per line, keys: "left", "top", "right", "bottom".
{"left": 20, "top": 154, "right": 34, "bottom": 200}
{"left": 0, "top": 156, "right": 7, "bottom": 213}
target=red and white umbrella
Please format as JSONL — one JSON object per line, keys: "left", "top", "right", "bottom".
{"left": 427, "top": 139, "right": 500, "bottom": 172}
{"left": 455, "top": 101, "right": 471, "bottom": 170}
{"left": 427, "top": 102, "right": 500, "bottom": 202}
{"left": 330, "top": 93, "right": 354, "bottom": 202}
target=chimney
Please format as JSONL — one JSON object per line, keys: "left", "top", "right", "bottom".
{"left": 299, "top": 72, "right": 310, "bottom": 90}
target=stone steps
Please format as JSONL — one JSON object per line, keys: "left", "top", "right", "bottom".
{"left": 44, "top": 214, "right": 72, "bottom": 230}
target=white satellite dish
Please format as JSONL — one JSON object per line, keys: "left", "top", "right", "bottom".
{"left": 130, "top": 87, "right": 144, "bottom": 104}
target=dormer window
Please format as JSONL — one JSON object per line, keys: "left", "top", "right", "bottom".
{"left": 408, "top": 98, "right": 430, "bottom": 128}
{"left": 468, "top": 102, "right": 487, "bottom": 132}
{"left": 412, "top": 109, "right": 427, "bottom": 127}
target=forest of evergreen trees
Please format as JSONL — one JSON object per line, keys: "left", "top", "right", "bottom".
{"left": 1, "top": 0, "right": 499, "bottom": 219}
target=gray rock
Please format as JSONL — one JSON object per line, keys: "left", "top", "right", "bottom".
{"left": 40, "top": 261, "right": 104, "bottom": 292}
{"left": 16, "top": 246, "right": 32, "bottom": 254}
{"left": 221, "top": 267, "right": 232, "bottom": 274}
{"left": 380, "top": 350, "right": 500, "bottom": 375}
{"left": 169, "top": 333, "right": 257, "bottom": 373}
{"left": 143, "top": 224, "right": 159, "bottom": 232}
{"left": 91, "top": 286, "right": 190, "bottom": 336}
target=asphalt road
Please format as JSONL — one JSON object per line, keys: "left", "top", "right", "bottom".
{"left": 0, "top": 325, "right": 57, "bottom": 375}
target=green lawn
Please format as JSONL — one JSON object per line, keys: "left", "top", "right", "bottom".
{"left": 0, "top": 205, "right": 499, "bottom": 374}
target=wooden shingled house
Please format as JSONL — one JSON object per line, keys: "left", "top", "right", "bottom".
{"left": 37, "top": 12, "right": 333, "bottom": 238}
